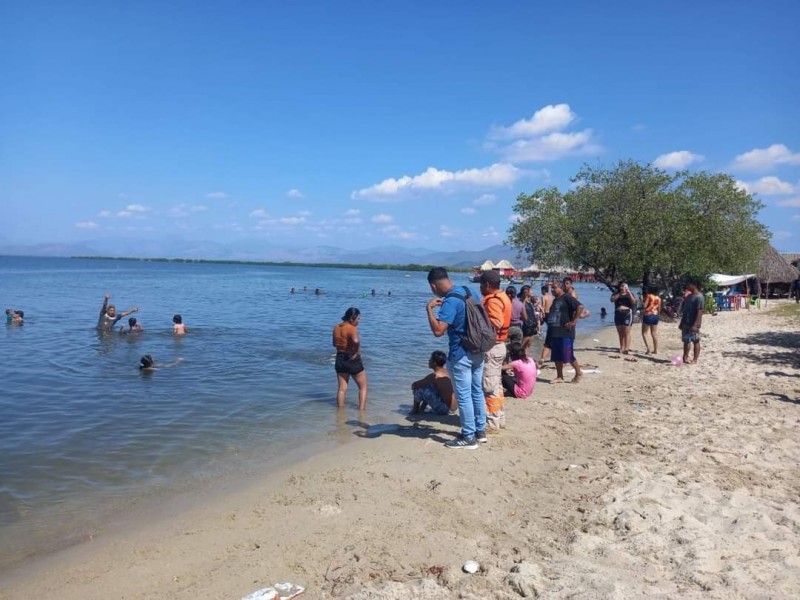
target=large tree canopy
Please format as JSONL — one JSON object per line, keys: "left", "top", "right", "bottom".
{"left": 507, "top": 160, "right": 769, "bottom": 291}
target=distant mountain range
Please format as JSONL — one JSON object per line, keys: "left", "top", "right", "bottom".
{"left": 0, "top": 240, "right": 528, "bottom": 268}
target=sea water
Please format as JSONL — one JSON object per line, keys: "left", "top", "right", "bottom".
{"left": 0, "top": 256, "right": 614, "bottom": 569}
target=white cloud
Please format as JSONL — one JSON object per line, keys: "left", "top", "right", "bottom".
{"left": 461, "top": 207, "right": 476, "bottom": 215}
{"left": 508, "top": 213, "right": 522, "bottom": 223}
{"left": 343, "top": 209, "right": 361, "bottom": 216}
{"left": 279, "top": 216, "right": 307, "bottom": 225}
{"left": 772, "top": 230, "right": 792, "bottom": 240}
{"left": 777, "top": 197, "right": 800, "bottom": 208}
{"left": 371, "top": 214, "right": 393, "bottom": 223}
{"left": 632, "top": 124, "right": 646, "bottom": 132}
{"left": 297, "top": 210, "right": 311, "bottom": 217}
{"left": 168, "top": 204, "right": 208, "bottom": 218}
{"left": 731, "top": 144, "right": 800, "bottom": 172}
{"left": 481, "top": 227, "right": 499, "bottom": 238}
{"left": 379, "top": 224, "right": 416, "bottom": 239}
{"left": 97, "top": 210, "right": 112, "bottom": 218}
{"left": 440, "top": 225, "right": 455, "bottom": 237}
{"left": 125, "top": 204, "right": 148, "bottom": 212}
{"left": 116, "top": 210, "right": 134, "bottom": 218}
{"left": 249, "top": 209, "right": 270, "bottom": 218}
{"left": 653, "top": 150, "right": 704, "bottom": 170}
{"left": 287, "top": 189, "right": 304, "bottom": 198}
{"left": 474, "top": 194, "right": 496, "bottom": 206}
{"left": 489, "top": 103, "right": 576, "bottom": 140}
{"left": 791, "top": 214, "right": 800, "bottom": 221}
{"left": 495, "top": 130, "right": 601, "bottom": 163}
{"left": 736, "top": 176, "right": 795, "bottom": 196}
{"left": 206, "top": 192, "right": 227, "bottom": 199}
{"left": 75, "top": 220, "right": 98, "bottom": 229}
{"left": 352, "top": 163, "right": 524, "bottom": 200}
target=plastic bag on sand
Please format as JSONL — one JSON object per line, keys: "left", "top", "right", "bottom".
{"left": 241, "top": 582, "right": 304, "bottom": 600}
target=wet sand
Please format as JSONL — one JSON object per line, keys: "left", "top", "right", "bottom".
{"left": 1, "top": 302, "right": 798, "bottom": 599}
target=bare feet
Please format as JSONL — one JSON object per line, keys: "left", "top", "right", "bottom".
{"left": 550, "top": 378, "right": 565, "bottom": 384}
{"left": 624, "top": 356, "right": 638, "bottom": 362}
{"left": 571, "top": 374, "right": 582, "bottom": 383}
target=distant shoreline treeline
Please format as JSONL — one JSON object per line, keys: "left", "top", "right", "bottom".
{"left": 70, "top": 256, "right": 472, "bottom": 272}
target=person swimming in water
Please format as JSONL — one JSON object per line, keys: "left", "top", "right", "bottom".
{"left": 172, "top": 314, "right": 187, "bottom": 335}
{"left": 120, "top": 317, "right": 143, "bottom": 334}
{"left": 97, "top": 293, "right": 138, "bottom": 333}
{"left": 6, "top": 309, "right": 23, "bottom": 324}
{"left": 138, "top": 354, "right": 183, "bottom": 371}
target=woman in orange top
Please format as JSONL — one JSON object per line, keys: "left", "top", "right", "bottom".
{"left": 332, "top": 307, "right": 368, "bottom": 410}
{"left": 641, "top": 286, "right": 662, "bottom": 355}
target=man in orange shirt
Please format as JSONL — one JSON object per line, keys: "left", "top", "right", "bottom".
{"left": 479, "top": 270, "right": 512, "bottom": 432}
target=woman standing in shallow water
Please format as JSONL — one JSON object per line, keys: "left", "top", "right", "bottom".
{"left": 332, "top": 307, "right": 368, "bottom": 410}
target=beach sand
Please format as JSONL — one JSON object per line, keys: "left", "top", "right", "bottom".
{"left": 1, "top": 303, "right": 798, "bottom": 599}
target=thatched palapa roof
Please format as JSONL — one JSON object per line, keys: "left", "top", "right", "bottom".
{"left": 479, "top": 260, "right": 495, "bottom": 271}
{"left": 494, "top": 259, "right": 514, "bottom": 270}
{"left": 759, "top": 244, "right": 800, "bottom": 283}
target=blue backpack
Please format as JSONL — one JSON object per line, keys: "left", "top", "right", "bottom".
{"left": 446, "top": 288, "right": 497, "bottom": 354}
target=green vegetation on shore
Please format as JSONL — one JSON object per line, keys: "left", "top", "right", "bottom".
{"left": 71, "top": 256, "right": 471, "bottom": 273}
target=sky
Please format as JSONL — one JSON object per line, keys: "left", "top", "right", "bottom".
{"left": 2, "top": 0, "right": 799, "bottom": 253}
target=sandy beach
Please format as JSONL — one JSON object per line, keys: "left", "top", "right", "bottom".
{"left": 1, "top": 302, "right": 798, "bottom": 599}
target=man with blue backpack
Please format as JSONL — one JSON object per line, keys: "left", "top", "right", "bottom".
{"left": 426, "top": 267, "right": 489, "bottom": 449}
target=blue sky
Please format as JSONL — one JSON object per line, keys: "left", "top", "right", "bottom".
{"left": 2, "top": 0, "right": 799, "bottom": 253}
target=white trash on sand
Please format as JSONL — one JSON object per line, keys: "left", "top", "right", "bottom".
{"left": 241, "top": 582, "right": 305, "bottom": 600}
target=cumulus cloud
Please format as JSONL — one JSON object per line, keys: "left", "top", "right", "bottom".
{"left": 508, "top": 213, "right": 522, "bottom": 223}
{"left": 206, "top": 192, "right": 227, "bottom": 199}
{"left": 481, "top": 227, "right": 499, "bottom": 238}
{"left": 125, "top": 204, "right": 148, "bottom": 212}
{"left": 97, "top": 210, "right": 112, "bottom": 218}
{"left": 440, "top": 225, "right": 455, "bottom": 237}
{"left": 792, "top": 214, "right": 800, "bottom": 221}
{"left": 772, "top": 230, "right": 793, "bottom": 240}
{"left": 495, "top": 130, "right": 601, "bottom": 163}
{"left": 653, "top": 150, "right": 705, "bottom": 170}
{"left": 489, "top": 103, "right": 576, "bottom": 140}
{"left": 287, "top": 189, "right": 304, "bottom": 198}
{"left": 379, "top": 224, "right": 416, "bottom": 239}
{"left": 249, "top": 209, "right": 270, "bottom": 218}
{"left": 371, "top": 214, "right": 393, "bottom": 223}
{"left": 278, "top": 216, "right": 307, "bottom": 225}
{"left": 343, "top": 209, "right": 361, "bottom": 216}
{"left": 777, "top": 198, "right": 800, "bottom": 208}
{"left": 474, "top": 194, "right": 496, "bottom": 206}
{"left": 75, "top": 220, "right": 98, "bottom": 229}
{"left": 116, "top": 210, "right": 134, "bottom": 218}
{"left": 735, "top": 176, "right": 796, "bottom": 196}
{"left": 731, "top": 144, "right": 800, "bottom": 172}
{"left": 168, "top": 204, "right": 208, "bottom": 218}
{"left": 486, "top": 104, "right": 601, "bottom": 163}
{"left": 352, "top": 163, "right": 524, "bottom": 200}
{"left": 461, "top": 207, "right": 476, "bottom": 215}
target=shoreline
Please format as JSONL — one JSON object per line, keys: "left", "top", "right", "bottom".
{"left": 2, "top": 305, "right": 798, "bottom": 598}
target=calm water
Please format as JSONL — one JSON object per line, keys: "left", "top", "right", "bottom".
{"left": 0, "top": 256, "right": 613, "bottom": 568}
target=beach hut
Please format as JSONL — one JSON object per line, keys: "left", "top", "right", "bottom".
{"left": 758, "top": 244, "right": 800, "bottom": 298}
{"left": 494, "top": 259, "right": 514, "bottom": 277}
{"left": 479, "top": 259, "right": 495, "bottom": 271}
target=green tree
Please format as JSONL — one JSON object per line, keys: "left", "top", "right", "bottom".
{"left": 507, "top": 160, "right": 769, "bottom": 291}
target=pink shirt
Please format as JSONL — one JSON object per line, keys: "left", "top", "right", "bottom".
{"left": 510, "top": 358, "right": 537, "bottom": 398}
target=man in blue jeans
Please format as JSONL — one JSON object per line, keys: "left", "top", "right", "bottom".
{"left": 426, "top": 267, "right": 487, "bottom": 449}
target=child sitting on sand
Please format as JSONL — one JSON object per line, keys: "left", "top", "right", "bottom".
{"left": 501, "top": 342, "right": 538, "bottom": 399}
{"left": 410, "top": 350, "right": 456, "bottom": 415}
{"left": 172, "top": 314, "right": 187, "bottom": 335}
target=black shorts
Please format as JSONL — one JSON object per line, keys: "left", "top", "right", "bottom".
{"left": 614, "top": 310, "right": 633, "bottom": 327}
{"left": 522, "top": 322, "right": 538, "bottom": 337}
{"left": 335, "top": 351, "right": 364, "bottom": 375}
{"left": 543, "top": 327, "right": 552, "bottom": 349}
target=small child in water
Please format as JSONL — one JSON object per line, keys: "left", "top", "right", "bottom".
{"left": 6, "top": 309, "right": 23, "bottom": 324}
{"left": 120, "top": 317, "right": 143, "bottom": 334}
{"left": 139, "top": 354, "right": 183, "bottom": 371}
{"left": 172, "top": 314, "right": 187, "bottom": 335}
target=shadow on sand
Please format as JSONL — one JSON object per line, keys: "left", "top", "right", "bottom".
{"left": 724, "top": 330, "right": 800, "bottom": 370}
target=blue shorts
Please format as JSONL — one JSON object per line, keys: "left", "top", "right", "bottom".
{"left": 681, "top": 331, "right": 700, "bottom": 344}
{"left": 643, "top": 314, "right": 659, "bottom": 326}
{"left": 550, "top": 337, "right": 575, "bottom": 364}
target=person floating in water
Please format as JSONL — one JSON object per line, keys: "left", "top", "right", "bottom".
{"left": 120, "top": 317, "right": 143, "bottom": 334}
{"left": 600, "top": 307, "right": 607, "bottom": 319}
{"left": 139, "top": 354, "right": 183, "bottom": 371}
{"left": 97, "top": 293, "right": 138, "bottom": 333}
{"left": 6, "top": 309, "right": 23, "bottom": 324}
{"left": 172, "top": 314, "right": 187, "bottom": 335}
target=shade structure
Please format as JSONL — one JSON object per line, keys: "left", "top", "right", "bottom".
{"left": 758, "top": 244, "right": 799, "bottom": 283}
{"left": 494, "top": 259, "right": 514, "bottom": 270}
{"left": 710, "top": 273, "right": 757, "bottom": 287}
{"left": 479, "top": 260, "right": 495, "bottom": 271}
